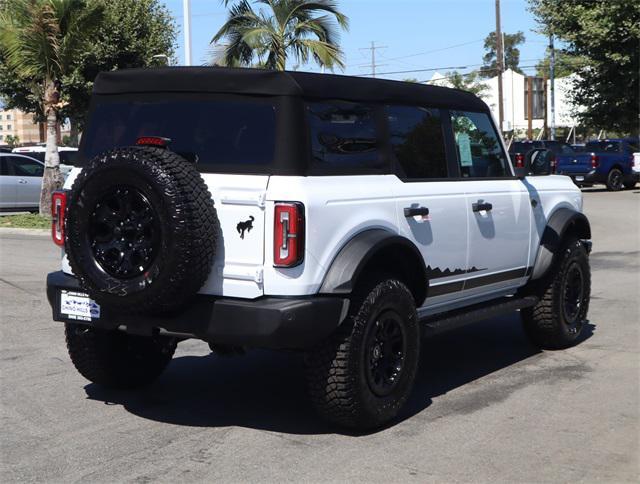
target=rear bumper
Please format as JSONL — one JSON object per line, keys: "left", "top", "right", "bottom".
{"left": 46, "top": 271, "right": 349, "bottom": 349}
{"left": 558, "top": 170, "right": 602, "bottom": 184}
{"left": 559, "top": 170, "right": 639, "bottom": 185}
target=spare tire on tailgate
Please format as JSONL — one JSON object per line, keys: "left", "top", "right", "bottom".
{"left": 65, "top": 146, "right": 218, "bottom": 313}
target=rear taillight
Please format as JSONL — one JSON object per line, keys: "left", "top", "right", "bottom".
{"left": 591, "top": 153, "right": 600, "bottom": 169}
{"left": 549, "top": 154, "right": 557, "bottom": 174}
{"left": 274, "top": 202, "right": 304, "bottom": 267}
{"left": 514, "top": 153, "right": 525, "bottom": 168}
{"left": 51, "top": 190, "right": 67, "bottom": 247}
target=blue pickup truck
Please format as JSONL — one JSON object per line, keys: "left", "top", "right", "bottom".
{"left": 557, "top": 139, "right": 640, "bottom": 191}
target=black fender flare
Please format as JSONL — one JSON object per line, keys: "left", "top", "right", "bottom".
{"left": 319, "top": 229, "right": 428, "bottom": 305}
{"left": 531, "top": 208, "right": 591, "bottom": 280}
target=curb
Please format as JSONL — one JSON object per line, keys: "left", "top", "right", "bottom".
{"left": 0, "top": 228, "right": 50, "bottom": 237}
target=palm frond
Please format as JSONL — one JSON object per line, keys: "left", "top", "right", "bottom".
{"left": 212, "top": 0, "right": 348, "bottom": 71}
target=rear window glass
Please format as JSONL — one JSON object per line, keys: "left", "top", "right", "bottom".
{"left": 509, "top": 141, "right": 542, "bottom": 153}
{"left": 307, "top": 101, "right": 384, "bottom": 172}
{"left": 60, "top": 151, "right": 79, "bottom": 165}
{"left": 81, "top": 99, "right": 276, "bottom": 167}
{"left": 545, "top": 142, "right": 575, "bottom": 155}
{"left": 586, "top": 141, "right": 621, "bottom": 153}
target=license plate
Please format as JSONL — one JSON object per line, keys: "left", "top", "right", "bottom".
{"left": 575, "top": 176, "right": 584, "bottom": 181}
{"left": 60, "top": 290, "right": 100, "bottom": 322}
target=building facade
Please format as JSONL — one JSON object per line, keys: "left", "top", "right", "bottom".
{"left": 0, "top": 108, "right": 43, "bottom": 145}
{"left": 430, "top": 69, "right": 579, "bottom": 137}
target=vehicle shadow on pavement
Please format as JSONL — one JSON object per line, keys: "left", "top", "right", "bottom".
{"left": 84, "top": 314, "right": 595, "bottom": 436}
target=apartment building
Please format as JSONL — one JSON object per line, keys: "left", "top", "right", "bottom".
{"left": 0, "top": 108, "right": 43, "bottom": 145}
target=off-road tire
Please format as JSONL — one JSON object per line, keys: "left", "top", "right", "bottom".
{"left": 522, "top": 238, "right": 590, "bottom": 349}
{"left": 606, "top": 168, "right": 624, "bottom": 191}
{"left": 305, "top": 278, "right": 420, "bottom": 430}
{"left": 65, "top": 147, "right": 218, "bottom": 313}
{"left": 65, "top": 323, "right": 177, "bottom": 389}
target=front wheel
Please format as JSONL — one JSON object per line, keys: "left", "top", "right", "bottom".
{"left": 522, "top": 238, "right": 590, "bottom": 349}
{"left": 65, "top": 323, "right": 177, "bottom": 388}
{"left": 606, "top": 168, "right": 624, "bottom": 191}
{"left": 305, "top": 279, "right": 420, "bottom": 430}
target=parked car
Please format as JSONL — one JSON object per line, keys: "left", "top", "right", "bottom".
{"left": 46, "top": 67, "right": 591, "bottom": 430}
{"left": 557, "top": 138, "right": 639, "bottom": 191}
{"left": 12, "top": 146, "right": 78, "bottom": 177}
{"left": 0, "top": 153, "right": 44, "bottom": 211}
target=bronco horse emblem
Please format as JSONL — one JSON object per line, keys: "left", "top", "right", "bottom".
{"left": 236, "top": 216, "right": 255, "bottom": 239}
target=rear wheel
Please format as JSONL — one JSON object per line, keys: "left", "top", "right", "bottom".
{"left": 65, "top": 323, "right": 177, "bottom": 388}
{"left": 305, "top": 278, "right": 420, "bottom": 430}
{"left": 606, "top": 168, "right": 624, "bottom": 191}
{"left": 522, "top": 238, "right": 590, "bottom": 349}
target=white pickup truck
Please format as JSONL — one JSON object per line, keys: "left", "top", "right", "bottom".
{"left": 46, "top": 68, "right": 592, "bottom": 429}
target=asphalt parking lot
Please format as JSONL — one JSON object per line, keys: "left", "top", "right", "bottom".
{"left": 1, "top": 188, "right": 638, "bottom": 483}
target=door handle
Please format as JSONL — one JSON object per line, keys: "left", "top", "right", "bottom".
{"left": 18, "top": 179, "right": 28, "bottom": 184}
{"left": 404, "top": 206, "right": 430, "bottom": 217}
{"left": 472, "top": 201, "right": 493, "bottom": 212}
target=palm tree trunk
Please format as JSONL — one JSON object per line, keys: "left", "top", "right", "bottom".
{"left": 276, "top": 42, "right": 286, "bottom": 71}
{"left": 39, "top": 80, "right": 63, "bottom": 217}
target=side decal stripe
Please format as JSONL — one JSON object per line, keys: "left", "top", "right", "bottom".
{"left": 427, "top": 267, "right": 532, "bottom": 297}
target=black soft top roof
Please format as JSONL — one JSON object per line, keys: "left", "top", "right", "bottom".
{"left": 93, "top": 67, "right": 489, "bottom": 112}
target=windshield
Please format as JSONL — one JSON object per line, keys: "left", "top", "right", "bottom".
{"left": 81, "top": 98, "right": 277, "bottom": 168}
{"left": 586, "top": 141, "right": 621, "bottom": 153}
{"left": 546, "top": 142, "right": 575, "bottom": 155}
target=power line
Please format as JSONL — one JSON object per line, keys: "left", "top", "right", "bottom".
{"left": 358, "top": 41, "right": 387, "bottom": 78}
{"left": 384, "top": 39, "right": 485, "bottom": 62}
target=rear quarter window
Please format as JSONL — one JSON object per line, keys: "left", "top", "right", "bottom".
{"left": 306, "top": 101, "right": 386, "bottom": 174}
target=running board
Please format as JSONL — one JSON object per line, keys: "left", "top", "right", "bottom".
{"left": 421, "top": 295, "right": 539, "bottom": 336}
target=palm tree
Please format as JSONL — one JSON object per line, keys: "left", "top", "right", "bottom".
{"left": 212, "top": 0, "right": 348, "bottom": 71}
{"left": 0, "top": 0, "right": 103, "bottom": 216}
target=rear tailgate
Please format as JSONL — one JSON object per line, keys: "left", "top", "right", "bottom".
{"left": 557, "top": 153, "right": 592, "bottom": 174}
{"left": 199, "top": 174, "right": 269, "bottom": 299}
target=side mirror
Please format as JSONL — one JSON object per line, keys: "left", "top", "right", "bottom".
{"left": 527, "top": 148, "right": 552, "bottom": 175}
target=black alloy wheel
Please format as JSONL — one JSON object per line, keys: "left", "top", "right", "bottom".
{"left": 607, "top": 168, "right": 624, "bottom": 191}
{"left": 365, "top": 310, "right": 407, "bottom": 397}
{"left": 89, "top": 186, "right": 161, "bottom": 279}
{"left": 561, "top": 262, "right": 585, "bottom": 332}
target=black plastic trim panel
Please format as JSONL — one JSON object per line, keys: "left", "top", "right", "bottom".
{"left": 47, "top": 271, "right": 349, "bottom": 350}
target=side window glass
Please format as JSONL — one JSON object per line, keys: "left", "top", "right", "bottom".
{"left": 387, "top": 106, "right": 447, "bottom": 179}
{"left": 307, "top": 102, "right": 384, "bottom": 172}
{"left": 0, "top": 158, "right": 10, "bottom": 176}
{"left": 11, "top": 157, "right": 44, "bottom": 177}
{"left": 450, "top": 111, "right": 509, "bottom": 178}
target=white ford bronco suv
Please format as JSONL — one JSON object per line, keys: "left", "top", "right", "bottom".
{"left": 46, "top": 67, "right": 591, "bottom": 430}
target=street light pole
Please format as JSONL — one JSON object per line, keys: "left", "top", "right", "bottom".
{"left": 549, "top": 34, "right": 556, "bottom": 141}
{"left": 183, "top": 0, "right": 192, "bottom": 66}
{"left": 495, "top": 0, "right": 504, "bottom": 133}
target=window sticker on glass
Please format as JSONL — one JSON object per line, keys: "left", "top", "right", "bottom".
{"left": 457, "top": 132, "right": 473, "bottom": 167}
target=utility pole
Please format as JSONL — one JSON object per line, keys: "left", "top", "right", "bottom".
{"left": 183, "top": 0, "right": 192, "bottom": 66}
{"left": 495, "top": 0, "right": 504, "bottom": 132}
{"left": 549, "top": 34, "right": 556, "bottom": 141}
{"left": 359, "top": 41, "right": 387, "bottom": 78}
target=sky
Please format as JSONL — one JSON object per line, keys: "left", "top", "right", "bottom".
{"left": 162, "top": 0, "right": 550, "bottom": 81}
